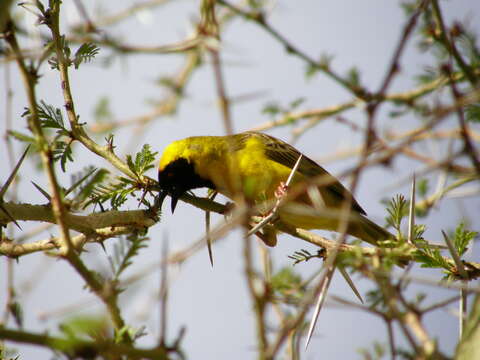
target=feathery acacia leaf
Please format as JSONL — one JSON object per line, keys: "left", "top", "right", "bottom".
{"left": 454, "top": 222, "right": 477, "bottom": 257}
{"left": 73, "top": 43, "right": 100, "bottom": 69}
{"left": 109, "top": 234, "right": 149, "bottom": 281}
{"left": 126, "top": 144, "right": 158, "bottom": 177}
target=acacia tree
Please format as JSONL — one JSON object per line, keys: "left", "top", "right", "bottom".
{"left": 0, "top": 0, "right": 479, "bottom": 359}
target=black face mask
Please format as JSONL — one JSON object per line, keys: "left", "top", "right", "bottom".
{"left": 157, "top": 157, "right": 216, "bottom": 213}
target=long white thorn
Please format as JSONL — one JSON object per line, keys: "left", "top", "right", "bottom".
{"left": 305, "top": 266, "right": 335, "bottom": 349}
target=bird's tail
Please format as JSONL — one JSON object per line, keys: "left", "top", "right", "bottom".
{"left": 278, "top": 203, "right": 394, "bottom": 246}
{"left": 347, "top": 215, "right": 394, "bottom": 246}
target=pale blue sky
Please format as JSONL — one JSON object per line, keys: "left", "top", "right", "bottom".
{"left": 1, "top": 1, "right": 479, "bottom": 359}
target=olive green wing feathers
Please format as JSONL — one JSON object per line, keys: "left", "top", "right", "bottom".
{"left": 244, "top": 131, "right": 366, "bottom": 215}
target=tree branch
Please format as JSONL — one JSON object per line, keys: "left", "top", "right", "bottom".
{"left": 0, "top": 327, "right": 170, "bottom": 360}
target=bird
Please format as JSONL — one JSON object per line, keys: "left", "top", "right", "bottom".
{"left": 157, "top": 131, "right": 393, "bottom": 246}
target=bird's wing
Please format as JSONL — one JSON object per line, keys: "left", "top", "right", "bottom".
{"left": 243, "top": 131, "right": 366, "bottom": 215}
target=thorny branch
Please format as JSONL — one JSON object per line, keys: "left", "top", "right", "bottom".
{"left": 2, "top": 0, "right": 480, "bottom": 359}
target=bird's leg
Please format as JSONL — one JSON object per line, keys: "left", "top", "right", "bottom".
{"left": 256, "top": 181, "right": 290, "bottom": 224}
{"left": 248, "top": 155, "right": 302, "bottom": 243}
{"left": 254, "top": 224, "right": 277, "bottom": 247}
{"left": 249, "top": 182, "right": 289, "bottom": 246}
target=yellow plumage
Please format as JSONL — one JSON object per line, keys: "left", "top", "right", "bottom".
{"left": 158, "top": 131, "right": 393, "bottom": 246}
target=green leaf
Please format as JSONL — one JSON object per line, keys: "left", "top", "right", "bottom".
{"left": 86, "top": 175, "right": 138, "bottom": 210}
{"left": 114, "top": 325, "right": 148, "bottom": 343}
{"left": 385, "top": 194, "right": 408, "bottom": 233}
{"left": 71, "top": 167, "right": 109, "bottom": 205}
{"left": 454, "top": 222, "right": 477, "bottom": 257}
{"left": 413, "top": 224, "right": 426, "bottom": 241}
{"left": 135, "top": 144, "right": 157, "bottom": 175}
{"left": 289, "top": 97, "right": 306, "bottom": 110}
{"left": 365, "top": 288, "right": 387, "bottom": 311}
{"left": 271, "top": 267, "right": 305, "bottom": 301}
{"left": 52, "top": 140, "right": 73, "bottom": 172}
{"left": 93, "top": 96, "right": 113, "bottom": 123}
{"left": 414, "top": 245, "right": 451, "bottom": 270}
{"left": 417, "top": 178, "right": 429, "bottom": 197}
{"left": 358, "top": 342, "right": 386, "bottom": 360}
{"left": 465, "top": 104, "right": 480, "bottom": 123}
{"left": 305, "top": 63, "right": 319, "bottom": 79}
{"left": 156, "top": 76, "right": 183, "bottom": 96}
{"left": 59, "top": 315, "right": 108, "bottom": 341}
{"left": 287, "top": 248, "right": 321, "bottom": 264}
{"left": 126, "top": 144, "right": 158, "bottom": 177}
{"left": 35, "top": 0, "right": 46, "bottom": 14}
{"left": 262, "top": 102, "right": 281, "bottom": 116}
{"left": 8, "top": 130, "right": 36, "bottom": 145}
{"left": 400, "top": 1, "right": 417, "bottom": 16}
{"left": 73, "top": 43, "right": 100, "bottom": 69}
{"left": 456, "top": 30, "right": 480, "bottom": 66}
{"left": 38, "top": 101, "right": 65, "bottom": 129}
{"left": 109, "top": 234, "right": 149, "bottom": 280}
{"left": 415, "top": 66, "right": 438, "bottom": 85}
{"left": 347, "top": 67, "right": 360, "bottom": 87}
{"left": 318, "top": 53, "right": 333, "bottom": 70}
{"left": 389, "top": 107, "right": 410, "bottom": 118}
{"left": 21, "top": 101, "right": 67, "bottom": 132}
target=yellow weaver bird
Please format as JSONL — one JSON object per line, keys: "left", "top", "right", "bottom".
{"left": 157, "top": 131, "right": 393, "bottom": 246}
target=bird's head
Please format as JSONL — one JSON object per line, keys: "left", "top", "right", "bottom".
{"left": 157, "top": 139, "right": 215, "bottom": 213}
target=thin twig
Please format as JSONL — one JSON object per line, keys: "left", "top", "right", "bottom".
{"left": 407, "top": 173, "right": 416, "bottom": 244}
{"left": 250, "top": 70, "right": 473, "bottom": 133}
{"left": 158, "top": 237, "right": 169, "bottom": 346}
{"left": 304, "top": 6, "right": 430, "bottom": 348}
{"left": 243, "top": 234, "right": 269, "bottom": 356}
{"left": 217, "top": 0, "right": 365, "bottom": 98}
{"left": 431, "top": 0, "right": 478, "bottom": 86}
{"left": 7, "top": 10, "right": 131, "bottom": 339}
{"left": 210, "top": 50, "right": 233, "bottom": 134}
{"left": 459, "top": 284, "right": 467, "bottom": 338}
{"left": 422, "top": 295, "right": 461, "bottom": 313}
{"left": 72, "top": 0, "right": 96, "bottom": 32}
{"left": 446, "top": 67, "right": 480, "bottom": 176}
{"left": 387, "top": 321, "right": 396, "bottom": 360}
{"left": 74, "top": 0, "right": 172, "bottom": 29}
{"left": 442, "top": 230, "right": 469, "bottom": 338}
{"left": 5, "top": 18, "right": 78, "bottom": 255}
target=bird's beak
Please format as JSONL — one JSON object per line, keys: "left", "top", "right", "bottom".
{"left": 156, "top": 190, "right": 168, "bottom": 210}
{"left": 156, "top": 189, "right": 182, "bottom": 214}
{"left": 170, "top": 193, "right": 180, "bottom": 213}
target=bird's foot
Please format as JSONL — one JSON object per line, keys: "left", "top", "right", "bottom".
{"left": 274, "top": 181, "right": 289, "bottom": 200}
{"left": 255, "top": 224, "right": 278, "bottom": 247}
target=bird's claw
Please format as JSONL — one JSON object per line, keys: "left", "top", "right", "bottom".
{"left": 274, "top": 181, "right": 288, "bottom": 199}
